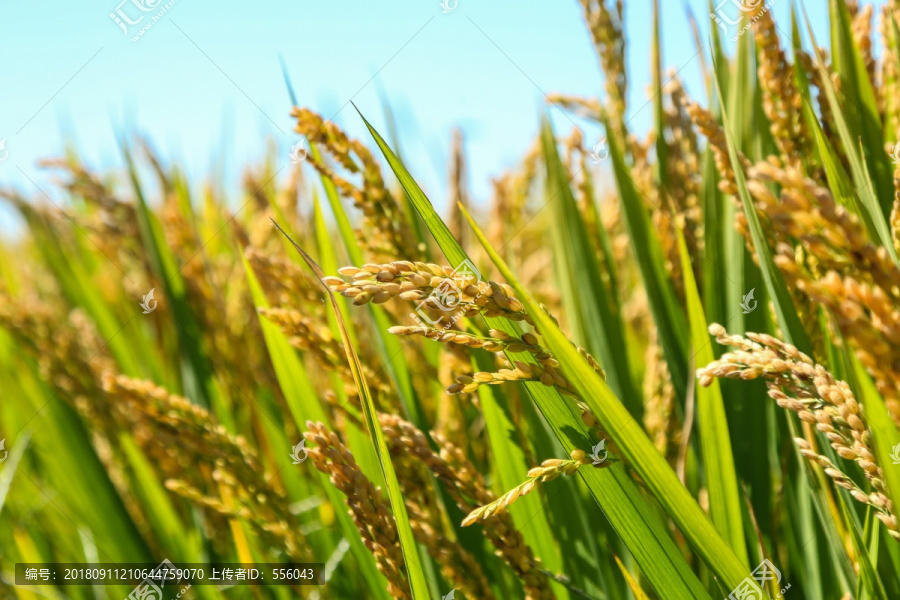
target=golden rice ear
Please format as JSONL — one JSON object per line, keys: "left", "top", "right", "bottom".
{"left": 300, "top": 421, "right": 413, "bottom": 598}
{"left": 699, "top": 327, "right": 900, "bottom": 541}
{"left": 291, "top": 107, "right": 415, "bottom": 258}
{"left": 752, "top": 5, "right": 809, "bottom": 168}
{"left": 462, "top": 454, "right": 587, "bottom": 527}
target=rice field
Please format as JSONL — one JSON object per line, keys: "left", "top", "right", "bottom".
{"left": 3, "top": 1, "right": 900, "bottom": 599}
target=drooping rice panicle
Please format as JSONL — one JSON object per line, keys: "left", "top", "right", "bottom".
{"left": 461, "top": 451, "right": 595, "bottom": 526}
{"left": 699, "top": 324, "right": 900, "bottom": 541}
{"left": 291, "top": 107, "right": 415, "bottom": 257}
{"left": 324, "top": 261, "right": 529, "bottom": 325}
{"left": 752, "top": 6, "right": 810, "bottom": 168}
{"left": 379, "top": 414, "right": 495, "bottom": 600}
{"left": 578, "top": 0, "right": 627, "bottom": 133}
{"left": 427, "top": 432, "right": 557, "bottom": 600}
{"left": 741, "top": 158, "right": 900, "bottom": 415}
{"left": 304, "top": 421, "right": 412, "bottom": 600}
{"left": 642, "top": 327, "right": 679, "bottom": 461}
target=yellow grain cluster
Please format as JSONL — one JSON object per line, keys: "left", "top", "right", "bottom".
{"left": 699, "top": 324, "right": 900, "bottom": 541}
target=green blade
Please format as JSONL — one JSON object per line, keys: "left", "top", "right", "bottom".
{"left": 124, "top": 145, "right": 217, "bottom": 408}
{"left": 315, "top": 144, "right": 425, "bottom": 429}
{"left": 827, "top": 0, "right": 892, "bottom": 217}
{"left": 356, "top": 106, "right": 714, "bottom": 599}
{"left": 242, "top": 252, "right": 392, "bottom": 599}
{"left": 541, "top": 118, "right": 639, "bottom": 416}
{"left": 713, "top": 64, "right": 812, "bottom": 354}
{"left": 272, "top": 221, "right": 431, "bottom": 599}
{"left": 802, "top": 9, "right": 898, "bottom": 264}
{"left": 604, "top": 117, "right": 690, "bottom": 403}
{"left": 677, "top": 229, "right": 747, "bottom": 564}
{"left": 464, "top": 203, "right": 755, "bottom": 596}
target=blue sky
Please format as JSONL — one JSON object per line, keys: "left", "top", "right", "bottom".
{"left": 0, "top": 1, "right": 872, "bottom": 232}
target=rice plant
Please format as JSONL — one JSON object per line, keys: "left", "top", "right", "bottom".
{"left": 3, "top": 1, "right": 900, "bottom": 599}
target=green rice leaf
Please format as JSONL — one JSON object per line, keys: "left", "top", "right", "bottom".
{"left": 604, "top": 117, "right": 690, "bottom": 403}
{"left": 243, "top": 251, "right": 391, "bottom": 599}
{"left": 677, "top": 229, "right": 747, "bottom": 565}
{"left": 827, "top": 0, "right": 893, "bottom": 217}
{"left": 849, "top": 356, "right": 900, "bottom": 554}
{"left": 463, "top": 203, "right": 752, "bottom": 596}
{"left": 124, "top": 146, "right": 217, "bottom": 408}
{"left": 541, "top": 118, "right": 639, "bottom": 416}
{"left": 271, "top": 220, "right": 431, "bottom": 600}
{"left": 355, "top": 107, "right": 713, "bottom": 598}
{"left": 836, "top": 491, "right": 888, "bottom": 600}
{"left": 802, "top": 11, "right": 898, "bottom": 264}
{"left": 713, "top": 67, "right": 812, "bottom": 355}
